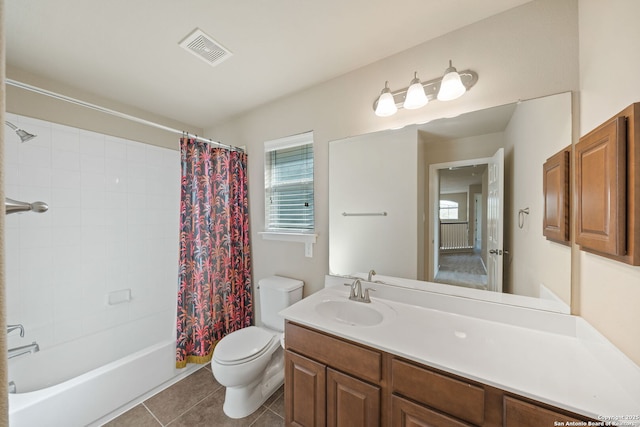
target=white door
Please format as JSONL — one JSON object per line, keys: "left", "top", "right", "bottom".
{"left": 486, "top": 148, "right": 504, "bottom": 292}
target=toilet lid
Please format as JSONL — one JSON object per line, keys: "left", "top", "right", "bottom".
{"left": 214, "top": 326, "right": 275, "bottom": 364}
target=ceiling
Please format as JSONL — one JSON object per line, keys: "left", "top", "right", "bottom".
{"left": 5, "top": 0, "right": 531, "bottom": 130}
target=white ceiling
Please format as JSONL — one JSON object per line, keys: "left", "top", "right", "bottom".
{"left": 5, "top": 0, "right": 531, "bottom": 129}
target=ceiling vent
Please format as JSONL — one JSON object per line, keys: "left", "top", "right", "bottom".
{"left": 179, "top": 28, "right": 232, "bottom": 67}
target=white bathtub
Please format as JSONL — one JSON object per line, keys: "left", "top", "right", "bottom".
{"left": 8, "top": 316, "right": 200, "bottom": 427}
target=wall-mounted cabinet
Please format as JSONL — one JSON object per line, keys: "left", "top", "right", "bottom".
{"left": 543, "top": 146, "right": 571, "bottom": 244}
{"left": 575, "top": 103, "right": 640, "bottom": 265}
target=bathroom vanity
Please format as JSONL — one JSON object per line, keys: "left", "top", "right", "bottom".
{"left": 280, "top": 282, "right": 640, "bottom": 426}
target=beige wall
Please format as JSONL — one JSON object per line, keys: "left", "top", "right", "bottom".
{"left": 329, "top": 127, "right": 419, "bottom": 279}
{"left": 504, "top": 93, "right": 572, "bottom": 302}
{"left": 576, "top": 0, "right": 640, "bottom": 365}
{"left": 209, "top": 0, "right": 580, "bottom": 303}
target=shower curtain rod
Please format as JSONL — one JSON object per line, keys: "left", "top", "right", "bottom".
{"left": 5, "top": 79, "right": 244, "bottom": 153}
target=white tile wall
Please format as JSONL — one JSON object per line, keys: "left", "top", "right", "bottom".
{"left": 4, "top": 113, "right": 181, "bottom": 350}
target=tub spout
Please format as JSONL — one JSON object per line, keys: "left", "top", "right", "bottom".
{"left": 8, "top": 342, "right": 39, "bottom": 359}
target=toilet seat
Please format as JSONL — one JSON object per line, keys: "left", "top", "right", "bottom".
{"left": 214, "top": 326, "right": 277, "bottom": 366}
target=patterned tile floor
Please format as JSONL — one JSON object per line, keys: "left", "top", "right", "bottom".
{"left": 103, "top": 364, "right": 284, "bottom": 427}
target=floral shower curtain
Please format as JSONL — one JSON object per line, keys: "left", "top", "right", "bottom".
{"left": 176, "top": 137, "right": 253, "bottom": 368}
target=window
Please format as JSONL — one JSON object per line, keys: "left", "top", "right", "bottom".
{"left": 264, "top": 131, "right": 314, "bottom": 232}
{"left": 439, "top": 200, "right": 459, "bottom": 220}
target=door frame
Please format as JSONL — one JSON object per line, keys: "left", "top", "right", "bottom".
{"left": 428, "top": 156, "right": 492, "bottom": 281}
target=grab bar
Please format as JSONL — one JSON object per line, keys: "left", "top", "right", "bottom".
{"left": 5, "top": 198, "right": 48, "bottom": 215}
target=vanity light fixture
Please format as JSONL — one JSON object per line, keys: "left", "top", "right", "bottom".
{"left": 373, "top": 60, "right": 478, "bottom": 117}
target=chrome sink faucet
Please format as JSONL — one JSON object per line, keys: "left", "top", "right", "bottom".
{"left": 367, "top": 269, "right": 376, "bottom": 282}
{"left": 344, "top": 279, "right": 375, "bottom": 303}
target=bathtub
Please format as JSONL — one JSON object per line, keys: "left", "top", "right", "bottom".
{"left": 8, "top": 315, "right": 201, "bottom": 427}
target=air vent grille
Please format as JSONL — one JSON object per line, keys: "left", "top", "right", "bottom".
{"left": 179, "top": 28, "right": 232, "bottom": 67}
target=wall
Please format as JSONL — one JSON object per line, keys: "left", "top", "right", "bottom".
{"left": 208, "top": 0, "right": 580, "bottom": 300}
{"left": 6, "top": 66, "right": 203, "bottom": 150}
{"left": 577, "top": 0, "right": 640, "bottom": 365}
{"left": 503, "top": 93, "right": 572, "bottom": 303}
{"left": 468, "top": 183, "right": 483, "bottom": 249}
{"left": 329, "top": 127, "right": 418, "bottom": 278}
{"left": 4, "top": 113, "right": 180, "bottom": 352}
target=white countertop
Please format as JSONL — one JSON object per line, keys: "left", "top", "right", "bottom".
{"left": 280, "top": 281, "right": 640, "bottom": 423}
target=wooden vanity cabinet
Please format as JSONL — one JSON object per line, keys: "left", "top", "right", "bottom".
{"left": 284, "top": 321, "right": 382, "bottom": 427}
{"left": 575, "top": 102, "right": 640, "bottom": 265}
{"left": 543, "top": 146, "right": 571, "bottom": 244}
{"left": 284, "top": 321, "right": 594, "bottom": 427}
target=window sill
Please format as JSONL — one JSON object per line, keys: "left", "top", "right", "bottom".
{"left": 259, "top": 231, "right": 318, "bottom": 257}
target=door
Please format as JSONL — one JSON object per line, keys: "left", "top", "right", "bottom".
{"left": 285, "top": 350, "right": 326, "bottom": 427}
{"left": 327, "top": 368, "right": 380, "bottom": 427}
{"left": 486, "top": 148, "right": 504, "bottom": 293}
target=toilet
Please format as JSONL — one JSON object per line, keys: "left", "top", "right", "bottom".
{"left": 211, "top": 276, "right": 304, "bottom": 419}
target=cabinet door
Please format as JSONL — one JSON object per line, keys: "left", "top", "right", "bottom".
{"left": 327, "top": 368, "right": 380, "bottom": 427}
{"left": 391, "top": 395, "right": 474, "bottom": 427}
{"left": 285, "top": 350, "right": 326, "bottom": 427}
{"left": 503, "top": 396, "right": 585, "bottom": 427}
{"left": 575, "top": 116, "right": 627, "bottom": 256}
{"left": 543, "top": 147, "right": 570, "bottom": 243}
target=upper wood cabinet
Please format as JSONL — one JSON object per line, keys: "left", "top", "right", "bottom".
{"left": 575, "top": 103, "right": 640, "bottom": 265}
{"left": 543, "top": 146, "right": 571, "bottom": 244}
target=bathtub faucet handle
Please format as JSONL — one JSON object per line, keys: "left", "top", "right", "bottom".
{"left": 7, "top": 324, "right": 24, "bottom": 337}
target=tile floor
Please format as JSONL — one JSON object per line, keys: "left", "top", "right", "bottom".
{"left": 103, "top": 364, "right": 284, "bottom": 427}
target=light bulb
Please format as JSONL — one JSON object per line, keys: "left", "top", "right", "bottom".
{"left": 437, "top": 60, "right": 466, "bottom": 101}
{"left": 375, "top": 82, "right": 398, "bottom": 117}
{"left": 403, "top": 72, "right": 428, "bottom": 109}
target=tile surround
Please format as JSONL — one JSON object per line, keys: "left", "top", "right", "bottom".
{"left": 4, "top": 112, "right": 180, "bottom": 351}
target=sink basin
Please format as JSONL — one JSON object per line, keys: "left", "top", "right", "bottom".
{"left": 314, "top": 299, "right": 392, "bottom": 326}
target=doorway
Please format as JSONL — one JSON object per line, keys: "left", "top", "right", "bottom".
{"left": 428, "top": 149, "right": 504, "bottom": 291}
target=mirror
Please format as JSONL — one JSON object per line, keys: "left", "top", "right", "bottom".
{"left": 329, "top": 92, "right": 572, "bottom": 312}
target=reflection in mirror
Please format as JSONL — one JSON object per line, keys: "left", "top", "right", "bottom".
{"left": 329, "top": 92, "right": 572, "bottom": 312}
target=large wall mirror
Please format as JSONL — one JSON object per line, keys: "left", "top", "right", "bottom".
{"left": 329, "top": 92, "right": 572, "bottom": 313}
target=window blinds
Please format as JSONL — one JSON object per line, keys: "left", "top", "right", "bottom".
{"left": 264, "top": 132, "right": 314, "bottom": 231}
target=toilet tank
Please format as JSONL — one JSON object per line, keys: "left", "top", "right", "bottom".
{"left": 259, "top": 276, "right": 304, "bottom": 331}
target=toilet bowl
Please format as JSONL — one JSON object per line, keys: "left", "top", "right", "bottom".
{"left": 211, "top": 276, "right": 303, "bottom": 419}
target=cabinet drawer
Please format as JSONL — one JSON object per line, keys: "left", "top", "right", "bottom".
{"left": 503, "top": 396, "right": 585, "bottom": 427}
{"left": 392, "top": 395, "right": 474, "bottom": 427}
{"left": 391, "top": 359, "right": 485, "bottom": 425}
{"left": 285, "top": 322, "right": 381, "bottom": 383}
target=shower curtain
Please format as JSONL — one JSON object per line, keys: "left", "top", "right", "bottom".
{"left": 176, "top": 137, "right": 253, "bottom": 368}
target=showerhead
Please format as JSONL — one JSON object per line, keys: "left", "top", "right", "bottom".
{"left": 5, "top": 121, "right": 37, "bottom": 143}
